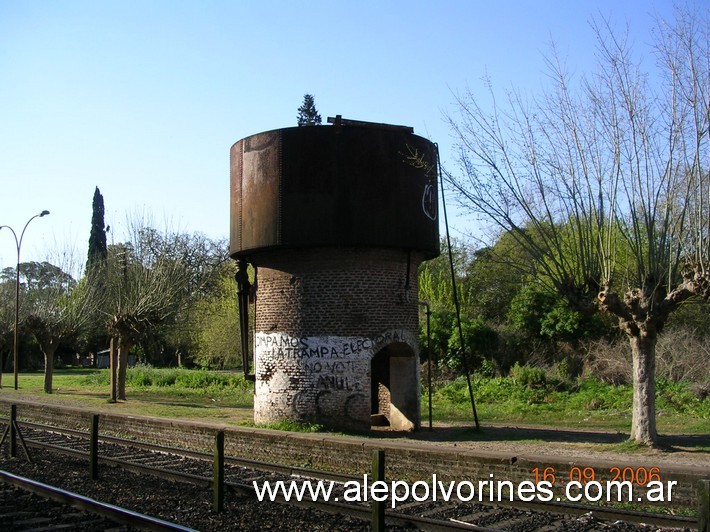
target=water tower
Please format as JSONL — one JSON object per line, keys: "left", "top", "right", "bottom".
{"left": 230, "top": 117, "right": 439, "bottom": 431}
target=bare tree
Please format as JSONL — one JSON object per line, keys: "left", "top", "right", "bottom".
{"left": 122, "top": 225, "right": 229, "bottom": 367}
{"left": 25, "top": 280, "right": 95, "bottom": 394}
{"left": 99, "top": 225, "right": 192, "bottom": 400}
{"left": 21, "top": 258, "right": 97, "bottom": 393}
{"left": 445, "top": 7, "right": 709, "bottom": 445}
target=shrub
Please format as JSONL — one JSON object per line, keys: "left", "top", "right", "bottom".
{"left": 445, "top": 316, "right": 499, "bottom": 372}
{"left": 80, "top": 370, "right": 109, "bottom": 386}
{"left": 80, "top": 365, "right": 251, "bottom": 392}
{"left": 509, "top": 362, "right": 546, "bottom": 387}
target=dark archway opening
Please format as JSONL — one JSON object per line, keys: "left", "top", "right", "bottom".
{"left": 370, "top": 342, "right": 419, "bottom": 430}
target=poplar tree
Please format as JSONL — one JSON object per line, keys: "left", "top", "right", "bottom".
{"left": 87, "top": 187, "right": 108, "bottom": 271}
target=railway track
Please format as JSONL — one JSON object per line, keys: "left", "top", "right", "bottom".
{"left": 0, "top": 469, "right": 195, "bottom": 531}
{"left": 0, "top": 416, "right": 700, "bottom": 531}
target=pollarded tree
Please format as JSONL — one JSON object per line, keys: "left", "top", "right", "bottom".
{"left": 297, "top": 94, "right": 322, "bottom": 126}
{"left": 445, "top": 7, "right": 709, "bottom": 445}
{"left": 24, "top": 267, "right": 96, "bottom": 393}
{"left": 100, "top": 235, "right": 192, "bottom": 400}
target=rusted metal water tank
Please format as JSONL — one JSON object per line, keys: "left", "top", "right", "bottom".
{"left": 230, "top": 123, "right": 439, "bottom": 259}
{"left": 230, "top": 120, "right": 439, "bottom": 431}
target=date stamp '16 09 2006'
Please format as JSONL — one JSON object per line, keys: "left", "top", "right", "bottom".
{"left": 531, "top": 466, "right": 677, "bottom": 503}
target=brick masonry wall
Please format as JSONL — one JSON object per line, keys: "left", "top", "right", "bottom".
{"left": 249, "top": 247, "right": 423, "bottom": 430}
{"left": 3, "top": 400, "right": 706, "bottom": 511}
{"left": 252, "top": 248, "right": 422, "bottom": 336}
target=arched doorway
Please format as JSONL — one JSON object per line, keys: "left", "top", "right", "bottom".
{"left": 370, "top": 342, "right": 419, "bottom": 431}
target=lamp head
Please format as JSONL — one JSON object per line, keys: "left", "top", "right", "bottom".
{"left": 40, "top": 210, "right": 50, "bottom": 217}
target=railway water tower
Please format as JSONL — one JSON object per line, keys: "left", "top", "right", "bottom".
{"left": 230, "top": 117, "right": 439, "bottom": 431}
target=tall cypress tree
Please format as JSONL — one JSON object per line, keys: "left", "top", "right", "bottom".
{"left": 87, "top": 187, "right": 108, "bottom": 272}
{"left": 297, "top": 94, "right": 322, "bottom": 126}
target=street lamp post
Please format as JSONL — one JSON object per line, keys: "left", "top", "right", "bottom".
{"left": 0, "top": 210, "right": 50, "bottom": 389}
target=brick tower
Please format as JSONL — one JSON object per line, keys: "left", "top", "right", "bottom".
{"left": 230, "top": 119, "right": 439, "bottom": 431}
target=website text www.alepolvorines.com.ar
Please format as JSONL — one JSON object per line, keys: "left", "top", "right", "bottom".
{"left": 254, "top": 473, "right": 677, "bottom": 508}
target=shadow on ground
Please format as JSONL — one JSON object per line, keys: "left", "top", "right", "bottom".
{"left": 372, "top": 424, "right": 710, "bottom": 454}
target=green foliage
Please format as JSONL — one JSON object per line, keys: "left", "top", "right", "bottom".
{"left": 128, "top": 364, "right": 250, "bottom": 390}
{"left": 419, "top": 308, "right": 454, "bottom": 365}
{"left": 434, "top": 365, "right": 710, "bottom": 428}
{"left": 192, "top": 263, "right": 240, "bottom": 369}
{"left": 564, "top": 378, "right": 633, "bottom": 411}
{"left": 508, "top": 362, "right": 546, "bottom": 387}
{"left": 431, "top": 367, "right": 708, "bottom": 427}
{"left": 507, "top": 283, "right": 557, "bottom": 336}
{"left": 465, "top": 235, "right": 533, "bottom": 322}
{"left": 418, "top": 238, "right": 476, "bottom": 312}
{"left": 539, "top": 300, "right": 582, "bottom": 339}
{"left": 0, "top": 278, "right": 16, "bottom": 357}
{"left": 446, "top": 316, "right": 498, "bottom": 372}
{"left": 4, "top": 261, "right": 76, "bottom": 292}
{"left": 508, "top": 283, "right": 612, "bottom": 343}
{"left": 656, "top": 378, "right": 710, "bottom": 417}
{"left": 665, "top": 299, "right": 710, "bottom": 339}
{"left": 257, "top": 420, "right": 325, "bottom": 433}
{"left": 80, "top": 369, "right": 109, "bottom": 386}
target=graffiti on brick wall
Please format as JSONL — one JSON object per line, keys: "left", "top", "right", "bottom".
{"left": 254, "top": 330, "right": 416, "bottom": 425}
{"left": 254, "top": 329, "right": 408, "bottom": 360}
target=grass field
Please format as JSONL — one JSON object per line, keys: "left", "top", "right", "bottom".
{"left": 0, "top": 368, "right": 254, "bottom": 424}
{"left": 427, "top": 373, "right": 710, "bottom": 435}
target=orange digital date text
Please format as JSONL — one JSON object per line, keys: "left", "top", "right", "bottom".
{"left": 531, "top": 466, "right": 662, "bottom": 486}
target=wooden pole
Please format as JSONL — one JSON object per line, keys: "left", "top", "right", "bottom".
{"left": 9, "top": 404, "right": 17, "bottom": 458}
{"left": 90, "top": 414, "right": 99, "bottom": 480}
{"left": 699, "top": 479, "right": 709, "bottom": 532}
{"left": 213, "top": 430, "right": 225, "bottom": 513}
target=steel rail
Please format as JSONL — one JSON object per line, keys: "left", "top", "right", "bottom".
{"left": 12, "top": 427, "right": 494, "bottom": 530}
{"left": 0, "top": 469, "right": 196, "bottom": 532}
{"left": 14, "top": 432, "right": 487, "bottom": 530}
{"left": 491, "top": 497, "right": 697, "bottom": 529}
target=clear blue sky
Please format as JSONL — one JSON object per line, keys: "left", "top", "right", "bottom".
{"left": 0, "top": 0, "right": 676, "bottom": 273}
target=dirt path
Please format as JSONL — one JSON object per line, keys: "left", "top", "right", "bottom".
{"left": 371, "top": 423, "right": 710, "bottom": 469}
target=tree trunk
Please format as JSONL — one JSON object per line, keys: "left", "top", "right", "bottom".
{"left": 117, "top": 335, "right": 131, "bottom": 401}
{"left": 42, "top": 344, "right": 58, "bottom": 394}
{"left": 109, "top": 337, "right": 117, "bottom": 402}
{"left": 629, "top": 334, "right": 657, "bottom": 446}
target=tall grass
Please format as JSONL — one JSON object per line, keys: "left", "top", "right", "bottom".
{"left": 81, "top": 364, "right": 253, "bottom": 398}
{"left": 429, "top": 368, "right": 709, "bottom": 430}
